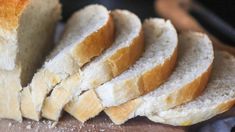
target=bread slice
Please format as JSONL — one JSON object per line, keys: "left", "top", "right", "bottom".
{"left": 20, "top": 4, "right": 114, "bottom": 121}
{"left": 105, "top": 32, "right": 214, "bottom": 124}
{"left": 147, "top": 51, "right": 235, "bottom": 126}
{"left": 0, "top": 0, "right": 61, "bottom": 121}
{"left": 65, "top": 18, "right": 178, "bottom": 122}
{"left": 41, "top": 10, "right": 144, "bottom": 121}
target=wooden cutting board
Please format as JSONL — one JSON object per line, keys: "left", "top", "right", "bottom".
{"left": 0, "top": 113, "right": 187, "bottom": 132}
{"left": 1, "top": 108, "right": 235, "bottom": 132}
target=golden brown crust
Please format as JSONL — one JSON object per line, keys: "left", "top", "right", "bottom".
{"left": 107, "top": 29, "right": 144, "bottom": 77}
{"left": 216, "top": 99, "right": 235, "bottom": 114}
{"left": 165, "top": 65, "right": 212, "bottom": 107}
{"left": 72, "top": 15, "right": 115, "bottom": 66}
{"left": 141, "top": 47, "right": 178, "bottom": 94}
{"left": 105, "top": 51, "right": 213, "bottom": 125}
{"left": 105, "top": 98, "right": 142, "bottom": 125}
{"left": 0, "top": 0, "right": 30, "bottom": 30}
{"left": 65, "top": 90, "right": 103, "bottom": 122}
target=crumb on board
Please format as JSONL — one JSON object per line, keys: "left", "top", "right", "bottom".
{"left": 26, "top": 124, "right": 32, "bottom": 129}
{"left": 8, "top": 123, "right": 12, "bottom": 127}
{"left": 100, "top": 129, "right": 105, "bottom": 132}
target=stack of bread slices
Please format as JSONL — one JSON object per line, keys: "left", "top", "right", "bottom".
{"left": 0, "top": 2, "right": 235, "bottom": 127}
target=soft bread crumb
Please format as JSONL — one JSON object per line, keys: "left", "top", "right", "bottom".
{"left": 96, "top": 18, "right": 178, "bottom": 107}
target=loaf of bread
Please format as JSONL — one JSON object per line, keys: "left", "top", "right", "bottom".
{"left": 20, "top": 4, "right": 114, "bottom": 121}
{"left": 41, "top": 9, "right": 144, "bottom": 121}
{"left": 0, "top": 2, "right": 234, "bottom": 127}
{"left": 65, "top": 18, "right": 178, "bottom": 122}
{"left": 0, "top": 0, "right": 61, "bottom": 121}
{"left": 105, "top": 32, "right": 214, "bottom": 124}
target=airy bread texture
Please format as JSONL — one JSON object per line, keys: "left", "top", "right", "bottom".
{"left": 21, "top": 4, "right": 114, "bottom": 121}
{"left": 65, "top": 18, "right": 178, "bottom": 122}
{"left": 42, "top": 9, "right": 144, "bottom": 121}
{"left": 0, "top": 0, "right": 61, "bottom": 121}
{"left": 147, "top": 51, "right": 235, "bottom": 126}
{"left": 105, "top": 32, "right": 214, "bottom": 124}
{"left": 0, "top": 0, "right": 61, "bottom": 84}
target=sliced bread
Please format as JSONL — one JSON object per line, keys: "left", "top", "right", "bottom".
{"left": 105, "top": 32, "right": 214, "bottom": 124}
{"left": 147, "top": 51, "right": 235, "bottom": 126}
{"left": 65, "top": 18, "right": 178, "bottom": 122}
{"left": 20, "top": 4, "right": 114, "bottom": 121}
{"left": 41, "top": 10, "right": 144, "bottom": 121}
{"left": 0, "top": 0, "right": 61, "bottom": 121}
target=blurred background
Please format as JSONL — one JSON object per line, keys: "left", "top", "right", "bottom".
{"left": 60, "top": 0, "right": 235, "bottom": 47}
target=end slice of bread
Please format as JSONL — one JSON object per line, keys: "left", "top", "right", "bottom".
{"left": 147, "top": 51, "right": 235, "bottom": 126}
{"left": 41, "top": 9, "right": 144, "bottom": 121}
{"left": 105, "top": 32, "right": 214, "bottom": 124}
{"left": 0, "top": 0, "right": 61, "bottom": 121}
{"left": 0, "top": 67, "right": 22, "bottom": 121}
{"left": 20, "top": 4, "right": 114, "bottom": 121}
{"left": 65, "top": 18, "right": 178, "bottom": 122}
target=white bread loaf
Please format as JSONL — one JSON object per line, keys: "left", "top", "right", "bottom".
{"left": 147, "top": 51, "right": 235, "bottom": 126}
{"left": 42, "top": 9, "right": 144, "bottom": 121}
{"left": 20, "top": 4, "right": 114, "bottom": 121}
{"left": 105, "top": 32, "right": 214, "bottom": 124}
{"left": 0, "top": 0, "right": 61, "bottom": 121}
{"left": 65, "top": 18, "right": 178, "bottom": 122}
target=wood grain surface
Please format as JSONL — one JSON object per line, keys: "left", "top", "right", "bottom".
{"left": 1, "top": 108, "right": 235, "bottom": 132}
{"left": 0, "top": 113, "right": 186, "bottom": 132}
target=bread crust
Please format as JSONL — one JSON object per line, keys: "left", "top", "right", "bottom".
{"left": 0, "top": 0, "right": 30, "bottom": 30}
{"left": 65, "top": 90, "right": 103, "bottom": 123}
{"left": 141, "top": 46, "right": 178, "bottom": 94}
{"left": 107, "top": 29, "right": 144, "bottom": 77}
{"left": 105, "top": 98, "right": 142, "bottom": 125}
{"left": 164, "top": 65, "right": 212, "bottom": 108}
{"left": 72, "top": 15, "right": 115, "bottom": 66}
